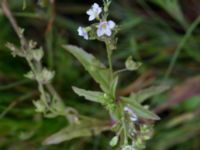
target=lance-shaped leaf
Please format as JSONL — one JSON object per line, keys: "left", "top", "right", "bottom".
{"left": 43, "top": 117, "right": 111, "bottom": 145}
{"left": 72, "top": 86, "right": 104, "bottom": 104}
{"left": 63, "top": 45, "right": 110, "bottom": 92}
{"left": 121, "top": 97, "right": 160, "bottom": 120}
{"left": 110, "top": 76, "right": 119, "bottom": 98}
{"left": 130, "top": 85, "right": 170, "bottom": 103}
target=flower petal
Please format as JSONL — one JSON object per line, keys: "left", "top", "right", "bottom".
{"left": 83, "top": 33, "right": 88, "bottom": 40}
{"left": 97, "top": 7, "right": 102, "bottom": 14}
{"left": 89, "top": 15, "right": 95, "bottom": 21}
{"left": 105, "top": 28, "right": 112, "bottom": 36}
{"left": 77, "top": 27, "right": 88, "bottom": 40}
{"left": 77, "top": 27, "right": 83, "bottom": 36}
{"left": 92, "top": 3, "right": 99, "bottom": 9}
{"left": 97, "top": 28, "right": 104, "bottom": 37}
{"left": 86, "top": 9, "right": 93, "bottom": 15}
{"left": 108, "top": 20, "right": 116, "bottom": 29}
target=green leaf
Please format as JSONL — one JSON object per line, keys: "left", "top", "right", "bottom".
{"left": 125, "top": 56, "right": 142, "bottom": 71}
{"left": 72, "top": 86, "right": 104, "bottom": 104}
{"left": 130, "top": 85, "right": 170, "bottom": 103}
{"left": 110, "top": 76, "right": 119, "bottom": 98}
{"left": 63, "top": 45, "right": 110, "bottom": 92}
{"left": 121, "top": 97, "right": 160, "bottom": 120}
{"left": 109, "top": 136, "right": 119, "bottom": 147}
{"left": 43, "top": 117, "right": 111, "bottom": 145}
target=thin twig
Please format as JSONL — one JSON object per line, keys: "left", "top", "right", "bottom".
{"left": 1, "top": 0, "right": 27, "bottom": 48}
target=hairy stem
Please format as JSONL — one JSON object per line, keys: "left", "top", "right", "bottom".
{"left": 121, "top": 105, "right": 128, "bottom": 145}
{"left": 26, "top": 59, "right": 49, "bottom": 109}
{"left": 105, "top": 41, "right": 113, "bottom": 81}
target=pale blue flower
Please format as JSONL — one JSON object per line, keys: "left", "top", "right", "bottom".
{"left": 124, "top": 106, "right": 138, "bottom": 122}
{"left": 122, "top": 145, "right": 134, "bottom": 150}
{"left": 97, "top": 20, "right": 115, "bottom": 37}
{"left": 77, "top": 26, "right": 88, "bottom": 40}
{"left": 86, "top": 3, "right": 102, "bottom": 21}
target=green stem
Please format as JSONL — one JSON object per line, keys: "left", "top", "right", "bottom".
{"left": 122, "top": 116, "right": 128, "bottom": 145}
{"left": 105, "top": 41, "right": 113, "bottom": 81}
{"left": 27, "top": 60, "right": 64, "bottom": 115}
{"left": 119, "top": 103, "right": 128, "bottom": 145}
{"left": 26, "top": 59, "right": 49, "bottom": 109}
{"left": 114, "top": 68, "right": 128, "bottom": 75}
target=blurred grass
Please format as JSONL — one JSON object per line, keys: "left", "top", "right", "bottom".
{"left": 0, "top": 0, "right": 200, "bottom": 149}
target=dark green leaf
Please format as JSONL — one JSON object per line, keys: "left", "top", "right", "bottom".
{"left": 130, "top": 85, "right": 169, "bottom": 103}
{"left": 43, "top": 117, "right": 111, "bottom": 145}
{"left": 63, "top": 45, "right": 110, "bottom": 92}
{"left": 72, "top": 86, "right": 104, "bottom": 103}
{"left": 121, "top": 97, "right": 160, "bottom": 120}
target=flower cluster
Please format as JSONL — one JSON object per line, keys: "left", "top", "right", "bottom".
{"left": 124, "top": 106, "right": 138, "bottom": 122}
{"left": 78, "top": 3, "right": 116, "bottom": 40}
{"left": 122, "top": 145, "right": 135, "bottom": 150}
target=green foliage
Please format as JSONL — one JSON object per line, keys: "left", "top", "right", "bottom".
{"left": 110, "top": 76, "right": 119, "bottom": 98}
{"left": 109, "top": 136, "right": 119, "bottom": 147}
{"left": 125, "top": 56, "right": 142, "bottom": 71}
{"left": 43, "top": 117, "right": 111, "bottom": 145}
{"left": 121, "top": 97, "right": 160, "bottom": 120}
{"left": 72, "top": 86, "right": 104, "bottom": 104}
{"left": 63, "top": 2, "right": 169, "bottom": 148}
{"left": 63, "top": 45, "right": 110, "bottom": 93}
{"left": 129, "top": 85, "right": 170, "bottom": 103}
{"left": 1, "top": 0, "right": 200, "bottom": 150}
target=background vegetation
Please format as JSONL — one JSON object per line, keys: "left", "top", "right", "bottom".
{"left": 0, "top": 0, "right": 200, "bottom": 149}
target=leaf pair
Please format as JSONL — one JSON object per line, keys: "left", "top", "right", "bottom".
{"left": 64, "top": 45, "right": 169, "bottom": 121}
{"left": 64, "top": 45, "right": 118, "bottom": 106}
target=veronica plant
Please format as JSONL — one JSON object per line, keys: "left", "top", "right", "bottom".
{"left": 3, "top": 0, "right": 111, "bottom": 146}
{"left": 7, "top": 33, "right": 112, "bottom": 146}
{"left": 64, "top": 1, "right": 169, "bottom": 149}
{"left": 4, "top": 0, "right": 169, "bottom": 149}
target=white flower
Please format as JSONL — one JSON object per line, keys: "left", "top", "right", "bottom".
{"left": 97, "top": 20, "right": 115, "bottom": 37}
{"left": 86, "top": 3, "right": 102, "bottom": 21}
{"left": 122, "top": 145, "right": 134, "bottom": 150}
{"left": 77, "top": 26, "right": 88, "bottom": 40}
{"left": 124, "top": 106, "right": 138, "bottom": 122}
